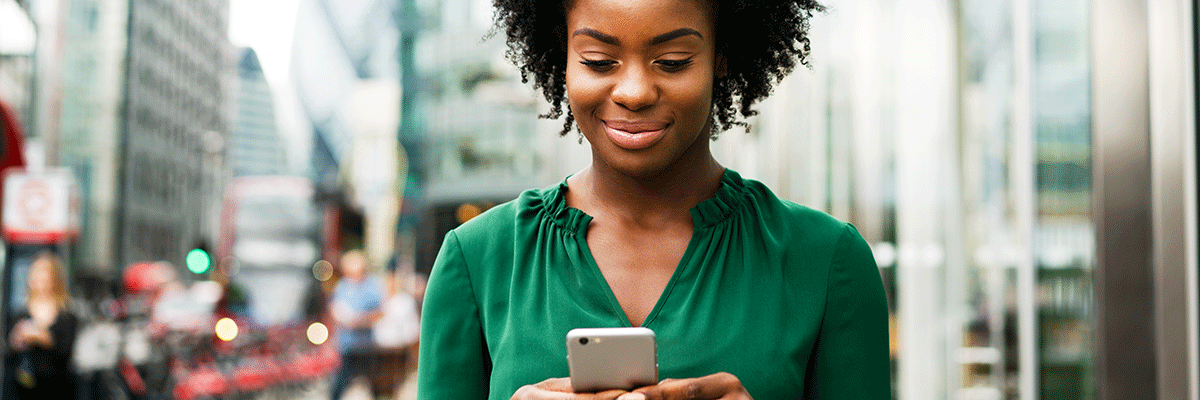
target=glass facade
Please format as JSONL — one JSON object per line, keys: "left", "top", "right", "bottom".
{"left": 415, "top": 0, "right": 545, "bottom": 188}
{"left": 1033, "top": 0, "right": 1093, "bottom": 397}
{"left": 709, "top": 0, "right": 1097, "bottom": 398}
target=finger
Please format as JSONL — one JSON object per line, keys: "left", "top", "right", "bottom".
{"left": 512, "top": 378, "right": 629, "bottom": 400}
{"left": 620, "top": 378, "right": 675, "bottom": 399}
{"left": 535, "top": 378, "right": 575, "bottom": 393}
{"left": 592, "top": 389, "right": 631, "bottom": 400}
{"left": 630, "top": 373, "right": 747, "bottom": 400}
{"left": 512, "top": 378, "right": 573, "bottom": 400}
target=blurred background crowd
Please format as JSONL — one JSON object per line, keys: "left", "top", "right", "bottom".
{"left": 0, "top": 0, "right": 1195, "bottom": 398}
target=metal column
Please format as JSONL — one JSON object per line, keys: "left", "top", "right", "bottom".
{"left": 1092, "top": 0, "right": 1198, "bottom": 396}
{"left": 1148, "top": 0, "right": 1198, "bottom": 397}
{"left": 1092, "top": 0, "right": 1156, "bottom": 396}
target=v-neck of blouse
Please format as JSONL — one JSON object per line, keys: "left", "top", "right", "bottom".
{"left": 541, "top": 168, "right": 745, "bottom": 328}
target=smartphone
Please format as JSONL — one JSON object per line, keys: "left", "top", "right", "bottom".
{"left": 566, "top": 327, "right": 659, "bottom": 392}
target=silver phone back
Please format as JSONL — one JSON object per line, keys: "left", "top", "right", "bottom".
{"left": 566, "top": 327, "right": 659, "bottom": 392}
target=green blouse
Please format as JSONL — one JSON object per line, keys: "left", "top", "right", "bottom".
{"left": 418, "top": 169, "right": 891, "bottom": 399}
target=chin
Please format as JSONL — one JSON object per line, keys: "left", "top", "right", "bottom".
{"left": 598, "top": 152, "right": 680, "bottom": 180}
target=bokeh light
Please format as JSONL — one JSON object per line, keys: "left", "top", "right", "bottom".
{"left": 313, "top": 260, "right": 334, "bottom": 281}
{"left": 307, "top": 322, "right": 329, "bottom": 345}
{"left": 456, "top": 203, "right": 483, "bottom": 224}
{"left": 215, "top": 318, "right": 238, "bottom": 342}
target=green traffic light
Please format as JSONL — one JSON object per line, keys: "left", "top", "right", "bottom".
{"left": 186, "top": 248, "right": 212, "bottom": 274}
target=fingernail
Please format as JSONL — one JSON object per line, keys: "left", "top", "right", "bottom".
{"left": 618, "top": 393, "right": 646, "bottom": 400}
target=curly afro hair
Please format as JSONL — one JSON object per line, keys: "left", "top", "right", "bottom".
{"left": 492, "top": 0, "right": 824, "bottom": 137}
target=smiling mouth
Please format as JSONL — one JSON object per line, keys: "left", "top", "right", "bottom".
{"left": 603, "top": 120, "right": 669, "bottom": 150}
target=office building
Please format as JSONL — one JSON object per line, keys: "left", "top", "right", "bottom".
{"left": 117, "top": 0, "right": 231, "bottom": 267}
{"left": 231, "top": 47, "right": 287, "bottom": 177}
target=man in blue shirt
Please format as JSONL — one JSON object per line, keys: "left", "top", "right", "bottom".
{"left": 329, "top": 250, "right": 384, "bottom": 400}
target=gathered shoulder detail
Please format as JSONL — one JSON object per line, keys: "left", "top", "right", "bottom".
{"left": 691, "top": 169, "right": 752, "bottom": 228}
{"left": 530, "top": 179, "right": 591, "bottom": 235}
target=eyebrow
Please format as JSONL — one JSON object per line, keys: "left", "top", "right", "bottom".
{"left": 571, "top": 28, "right": 704, "bottom": 46}
{"left": 650, "top": 28, "right": 703, "bottom": 45}
{"left": 572, "top": 28, "right": 618, "bottom": 45}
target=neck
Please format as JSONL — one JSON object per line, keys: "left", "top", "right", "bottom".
{"left": 572, "top": 142, "right": 725, "bottom": 220}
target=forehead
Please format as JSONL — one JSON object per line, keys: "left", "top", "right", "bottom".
{"left": 30, "top": 258, "right": 53, "bottom": 272}
{"left": 29, "top": 263, "right": 50, "bottom": 275}
{"left": 565, "top": 0, "right": 715, "bottom": 35}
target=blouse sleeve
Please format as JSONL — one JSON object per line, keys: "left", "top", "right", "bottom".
{"left": 418, "top": 231, "right": 490, "bottom": 399}
{"left": 804, "top": 224, "right": 891, "bottom": 399}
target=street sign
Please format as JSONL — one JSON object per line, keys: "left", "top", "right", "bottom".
{"left": 1, "top": 168, "right": 79, "bottom": 244}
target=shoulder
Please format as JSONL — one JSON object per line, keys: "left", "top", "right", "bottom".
{"left": 445, "top": 182, "right": 563, "bottom": 251}
{"left": 729, "top": 173, "right": 879, "bottom": 293}
{"left": 57, "top": 308, "right": 77, "bottom": 322}
{"left": 56, "top": 310, "right": 78, "bottom": 327}
{"left": 725, "top": 171, "right": 873, "bottom": 272}
{"left": 733, "top": 173, "right": 850, "bottom": 245}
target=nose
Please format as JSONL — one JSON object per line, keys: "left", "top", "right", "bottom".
{"left": 610, "top": 65, "right": 657, "bottom": 112}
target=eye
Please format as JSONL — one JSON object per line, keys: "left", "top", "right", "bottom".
{"left": 655, "top": 59, "right": 693, "bottom": 72}
{"left": 580, "top": 59, "right": 617, "bottom": 72}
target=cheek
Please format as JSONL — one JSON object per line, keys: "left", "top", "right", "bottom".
{"left": 565, "top": 66, "right": 606, "bottom": 112}
{"left": 664, "top": 75, "right": 714, "bottom": 118}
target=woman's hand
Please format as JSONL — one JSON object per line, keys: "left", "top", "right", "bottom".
{"left": 22, "top": 324, "right": 53, "bottom": 348}
{"left": 616, "top": 373, "right": 752, "bottom": 400}
{"left": 12, "top": 320, "right": 53, "bottom": 348}
{"left": 511, "top": 378, "right": 628, "bottom": 400}
{"left": 8, "top": 320, "right": 30, "bottom": 351}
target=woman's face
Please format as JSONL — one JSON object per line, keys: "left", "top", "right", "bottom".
{"left": 565, "top": 0, "right": 718, "bottom": 178}
{"left": 28, "top": 260, "right": 54, "bottom": 297}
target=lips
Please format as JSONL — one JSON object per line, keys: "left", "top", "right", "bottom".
{"left": 603, "top": 120, "right": 669, "bottom": 150}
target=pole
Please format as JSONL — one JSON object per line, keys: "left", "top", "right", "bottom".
{"left": 395, "top": 0, "right": 423, "bottom": 262}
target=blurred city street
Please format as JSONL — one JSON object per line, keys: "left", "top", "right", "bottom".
{"left": 270, "top": 375, "right": 416, "bottom": 400}
{"left": 0, "top": 0, "right": 1195, "bottom": 398}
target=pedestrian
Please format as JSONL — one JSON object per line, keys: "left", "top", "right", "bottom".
{"left": 329, "top": 250, "right": 384, "bottom": 400}
{"left": 373, "top": 255, "right": 419, "bottom": 352}
{"left": 417, "top": 0, "right": 891, "bottom": 399}
{"left": 370, "top": 258, "right": 421, "bottom": 398}
{"left": 4, "top": 251, "right": 79, "bottom": 399}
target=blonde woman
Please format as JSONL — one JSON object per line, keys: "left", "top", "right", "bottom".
{"left": 6, "top": 251, "right": 77, "bottom": 399}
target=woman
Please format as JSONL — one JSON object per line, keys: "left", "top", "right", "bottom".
{"left": 418, "top": 0, "right": 891, "bottom": 399}
{"left": 6, "top": 251, "right": 78, "bottom": 399}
